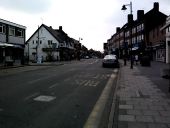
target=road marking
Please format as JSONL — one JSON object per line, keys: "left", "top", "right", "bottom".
{"left": 63, "top": 78, "right": 71, "bottom": 82}
{"left": 75, "top": 80, "right": 88, "bottom": 85}
{"left": 34, "top": 95, "right": 56, "bottom": 102}
{"left": 113, "top": 69, "right": 118, "bottom": 73}
{"left": 84, "top": 73, "right": 117, "bottom": 128}
{"left": 49, "top": 83, "right": 59, "bottom": 89}
{"left": 28, "top": 78, "right": 44, "bottom": 84}
{"left": 24, "top": 92, "right": 40, "bottom": 101}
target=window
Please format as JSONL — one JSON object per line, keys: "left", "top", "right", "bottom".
{"left": 40, "top": 40, "right": 42, "bottom": 44}
{"left": 141, "top": 23, "right": 144, "bottom": 30}
{"left": 36, "top": 40, "right": 38, "bottom": 44}
{"left": 48, "top": 40, "right": 53, "bottom": 45}
{"left": 33, "top": 40, "right": 34, "bottom": 44}
{"left": 0, "top": 24, "right": 5, "bottom": 33}
{"left": 132, "top": 27, "right": 136, "bottom": 34}
{"left": 17, "top": 29, "right": 24, "bottom": 37}
{"left": 9, "top": 27, "right": 15, "bottom": 36}
{"left": 141, "top": 34, "right": 144, "bottom": 40}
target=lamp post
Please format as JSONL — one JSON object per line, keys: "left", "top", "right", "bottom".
{"left": 77, "top": 37, "right": 82, "bottom": 60}
{"left": 122, "top": 1, "right": 133, "bottom": 69}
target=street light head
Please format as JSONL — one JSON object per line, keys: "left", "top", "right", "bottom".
{"left": 121, "top": 5, "right": 127, "bottom": 10}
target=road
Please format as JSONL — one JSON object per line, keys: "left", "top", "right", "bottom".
{"left": 0, "top": 59, "right": 118, "bottom": 128}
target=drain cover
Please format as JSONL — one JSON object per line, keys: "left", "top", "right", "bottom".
{"left": 34, "top": 95, "right": 56, "bottom": 102}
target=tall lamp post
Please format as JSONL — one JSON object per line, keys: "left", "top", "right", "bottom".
{"left": 122, "top": 1, "right": 133, "bottom": 69}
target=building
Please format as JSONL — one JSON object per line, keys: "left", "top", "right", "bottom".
{"left": 25, "top": 24, "right": 75, "bottom": 62}
{"left": 0, "top": 18, "right": 26, "bottom": 66}
{"left": 145, "top": 2, "right": 167, "bottom": 62}
{"left": 161, "top": 15, "right": 170, "bottom": 63}
{"left": 106, "top": 2, "right": 167, "bottom": 62}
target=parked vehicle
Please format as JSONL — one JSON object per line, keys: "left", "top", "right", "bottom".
{"left": 102, "top": 54, "right": 119, "bottom": 68}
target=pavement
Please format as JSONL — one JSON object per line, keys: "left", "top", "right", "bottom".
{"left": 110, "top": 60, "right": 170, "bottom": 128}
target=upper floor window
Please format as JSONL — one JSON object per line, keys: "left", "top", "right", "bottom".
{"left": 132, "top": 27, "right": 136, "bottom": 34}
{"left": 48, "top": 40, "right": 53, "bottom": 45}
{"left": 125, "top": 31, "right": 129, "bottom": 37}
{"left": 17, "top": 29, "right": 24, "bottom": 37}
{"left": 9, "top": 27, "right": 15, "bottom": 36}
{"left": 0, "top": 24, "right": 6, "bottom": 34}
{"left": 141, "top": 23, "right": 144, "bottom": 30}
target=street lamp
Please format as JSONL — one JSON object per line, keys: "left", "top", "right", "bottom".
{"left": 121, "top": 2, "right": 132, "bottom": 15}
{"left": 121, "top": 1, "right": 133, "bottom": 69}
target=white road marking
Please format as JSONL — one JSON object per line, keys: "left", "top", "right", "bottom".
{"left": 49, "top": 83, "right": 59, "bottom": 89}
{"left": 24, "top": 92, "right": 40, "bottom": 101}
{"left": 75, "top": 80, "right": 88, "bottom": 85}
{"left": 34, "top": 95, "right": 56, "bottom": 102}
{"left": 63, "top": 78, "right": 71, "bottom": 82}
{"left": 28, "top": 76, "right": 52, "bottom": 84}
{"left": 113, "top": 69, "right": 118, "bottom": 73}
{"left": 28, "top": 78, "right": 43, "bottom": 84}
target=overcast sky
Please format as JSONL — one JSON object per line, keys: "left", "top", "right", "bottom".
{"left": 0, "top": 0, "right": 169, "bottom": 51}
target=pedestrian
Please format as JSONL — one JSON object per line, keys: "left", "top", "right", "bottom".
{"left": 135, "top": 54, "right": 139, "bottom": 65}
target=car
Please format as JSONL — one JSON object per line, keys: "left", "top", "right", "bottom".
{"left": 102, "top": 54, "right": 119, "bottom": 68}
{"left": 85, "top": 56, "right": 90, "bottom": 59}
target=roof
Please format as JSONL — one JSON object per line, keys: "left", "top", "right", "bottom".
{"left": 26, "top": 24, "right": 71, "bottom": 44}
{"left": 0, "top": 18, "right": 26, "bottom": 29}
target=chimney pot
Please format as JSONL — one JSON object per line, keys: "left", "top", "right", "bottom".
{"left": 137, "top": 10, "right": 144, "bottom": 21}
{"left": 128, "top": 14, "right": 133, "bottom": 23}
{"left": 116, "top": 27, "right": 120, "bottom": 33}
{"left": 59, "top": 26, "right": 62, "bottom": 31}
{"left": 154, "top": 2, "right": 159, "bottom": 11}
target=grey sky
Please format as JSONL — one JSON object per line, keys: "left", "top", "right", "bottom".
{"left": 0, "top": 0, "right": 169, "bottom": 51}
{"left": 0, "top": 0, "right": 52, "bottom": 13}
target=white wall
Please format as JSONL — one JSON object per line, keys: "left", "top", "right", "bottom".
{"left": 26, "top": 26, "right": 60, "bottom": 61}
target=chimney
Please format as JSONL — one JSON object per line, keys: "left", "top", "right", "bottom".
{"left": 59, "top": 26, "right": 62, "bottom": 31}
{"left": 137, "top": 10, "right": 144, "bottom": 21}
{"left": 128, "top": 14, "right": 133, "bottom": 23}
{"left": 153, "top": 2, "right": 159, "bottom": 11}
{"left": 49, "top": 26, "right": 52, "bottom": 29}
{"left": 116, "top": 27, "right": 120, "bottom": 33}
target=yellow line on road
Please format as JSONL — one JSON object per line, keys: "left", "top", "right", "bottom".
{"left": 83, "top": 69, "right": 117, "bottom": 128}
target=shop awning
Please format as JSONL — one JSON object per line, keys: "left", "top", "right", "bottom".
{"left": 0, "top": 43, "right": 14, "bottom": 47}
{"left": 0, "top": 43, "right": 24, "bottom": 49}
{"left": 160, "top": 22, "right": 170, "bottom": 30}
{"left": 132, "top": 47, "right": 139, "bottom": 51}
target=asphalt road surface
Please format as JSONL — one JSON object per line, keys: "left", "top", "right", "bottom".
{"left": 0, "top": 59, "right": 118, "bottom": 128}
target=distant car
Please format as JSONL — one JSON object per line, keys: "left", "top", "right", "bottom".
{"left": 102, "top": 54, "right": 119, "bottom": 68}
{"left": 85, "top": 56, "right": 90, "bottom": 59}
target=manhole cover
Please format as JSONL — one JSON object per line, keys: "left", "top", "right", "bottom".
{"left": 34, "top": 95, "right": 56, "bottom": 102}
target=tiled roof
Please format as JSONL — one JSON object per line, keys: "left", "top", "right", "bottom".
{"left": 26, "top": 24, "right": 72, "bottom": 44}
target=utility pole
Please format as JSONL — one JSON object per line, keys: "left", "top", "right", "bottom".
{"left": 36, "top": 25, "right": 40, "bottom": 62}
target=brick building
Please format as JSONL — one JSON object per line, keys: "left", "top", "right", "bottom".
{"left": 105, "top": 2, "right": 167, "bottom": 62}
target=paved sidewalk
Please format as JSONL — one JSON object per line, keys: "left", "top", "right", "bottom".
{"left": 115, "top": 61, "right": 170, "bottom": 128}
